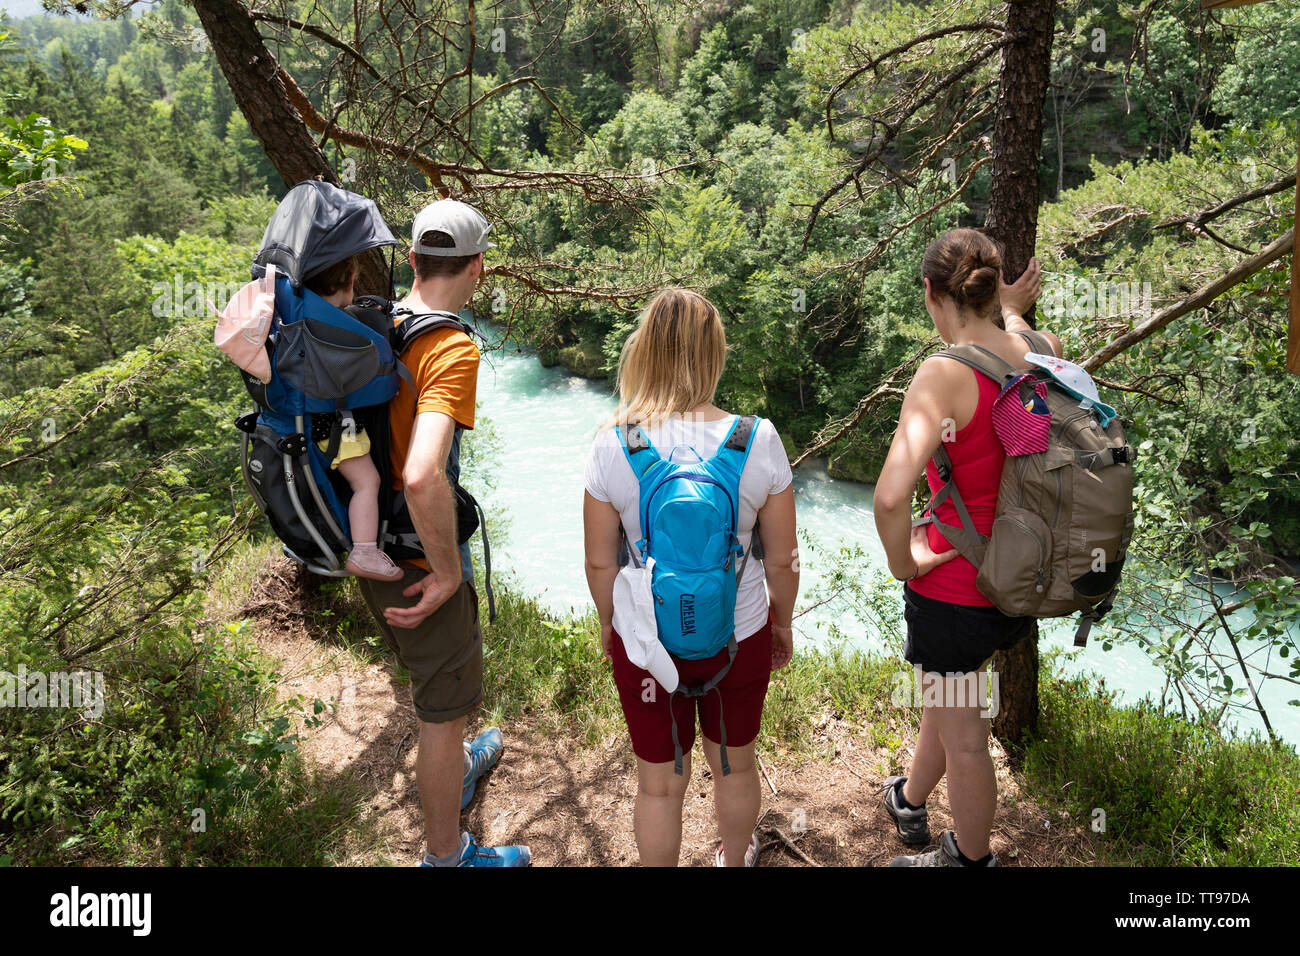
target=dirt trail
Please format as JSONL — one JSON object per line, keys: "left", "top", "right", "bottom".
{"left": 236, "top": 556, "right": 1096, "bottom": 867}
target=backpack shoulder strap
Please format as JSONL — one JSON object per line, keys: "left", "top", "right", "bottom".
{"left": 391, "top": 309, "right": 472, "bottom": 395}
{"left": 615, "top": 423, "right": 663, "bottom": 564}
{"left": 712, "top": 414, "right": 760, "bottom": 480}
{"left": 392, "top": 309, "right": 470, "bottom": 357}
{"left": 922, "top": 443, "right": 989, "bottom": 568}
{"left": 615, "top": 422, "right": 661, "bottom": 480}
{"left": 1013, "top": 328, "right": 1054, "bottom": 357}
{"left": 919, "top": 351, "right": 999, "bottom": 567}
{"left": 935, "top": 344, "right": 1019, "bottom": 384}
{"left": 711, "top": 416, "right": 761, "bottom": 573}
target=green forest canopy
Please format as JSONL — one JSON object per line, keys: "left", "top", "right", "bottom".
{"left": 0, "top": 0, "right": 1296, "bottom": 861}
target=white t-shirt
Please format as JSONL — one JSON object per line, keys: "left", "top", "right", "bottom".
{"left": 584, "top": 414, "right": 793, "bottom": 642}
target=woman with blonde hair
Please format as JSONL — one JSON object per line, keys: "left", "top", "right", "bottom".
{"left": 583, "top": 287, "right": 799, "bottom": 866}
{"left": 873, "top": 228, "right": 1055, "bottom": 867}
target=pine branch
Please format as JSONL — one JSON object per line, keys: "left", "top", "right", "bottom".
{"left": 1079, "top": 227, "right": 1295, "bottom": 372}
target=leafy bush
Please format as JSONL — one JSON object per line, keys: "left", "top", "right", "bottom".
{"left": 1025, "top": 673, "right": 1300, "bottom": 865}
{"left": 0, "top": 617, "right": 349, "bottom": 864}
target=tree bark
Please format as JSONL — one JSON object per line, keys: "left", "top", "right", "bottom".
{"left": 982, "top": 0, "right": 1058, "bottom": 746}
{"left": 985, "top": 0, "right": 1056, "bottom": 281}
{"left": 1290, "top": 121, "right": 1300, "bottom": 375}
{"left": 192, "top": 0, "right": 391, "bottom": 296}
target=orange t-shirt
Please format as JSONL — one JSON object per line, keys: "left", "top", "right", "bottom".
{"left": 388, "top": 322, "right": 479, "bottom": 571}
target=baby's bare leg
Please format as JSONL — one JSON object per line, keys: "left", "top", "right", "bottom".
{"left": 336, "top": 453, "right": 381, "bottom": 543}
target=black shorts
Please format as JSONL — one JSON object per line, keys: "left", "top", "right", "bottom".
{"left": 902, "top": 584, "right": 1033, "bottom": 675}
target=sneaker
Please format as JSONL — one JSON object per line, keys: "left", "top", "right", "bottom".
{"left": 420, "top": 832, "right": 531, "bottom": 867}
{"left": 882, "top": 775, "right": 931, "bottom": 846}
{"left": 714, "top": 830, "right": 761, "bottom": 867}
{"left": 889, "top": 830, "right": 996, "bottom": 867}
{"left": 462, "top": 726, "right": 504, "bottom": 810}
{"left": 346, "top": 546, "right": 404, "bottom": 581}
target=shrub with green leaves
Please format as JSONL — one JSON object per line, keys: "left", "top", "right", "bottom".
{"left": 0, "top": 111, "right": 86, "bottom": 188}
{"left": 1026, "top": 674, "right": 1300, "bottom": 865}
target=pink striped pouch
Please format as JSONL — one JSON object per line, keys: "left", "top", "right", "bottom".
{"left": 992, "top": 373, "right": 1051, "bottom": 456}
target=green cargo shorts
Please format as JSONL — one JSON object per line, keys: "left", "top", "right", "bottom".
{"left": 357, "top": 564, "right": 483, "bottom": 723}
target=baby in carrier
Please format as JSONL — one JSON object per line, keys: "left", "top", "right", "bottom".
{"left": 218, "top": 254, "right": 403, "bottom": 583}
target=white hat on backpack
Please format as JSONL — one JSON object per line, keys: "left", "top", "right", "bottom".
{"left": 612, "top": 557, "right": 679, "bottom": 694}
{"left": 1022, "top": 351, "right": 1118, "bottom": 427}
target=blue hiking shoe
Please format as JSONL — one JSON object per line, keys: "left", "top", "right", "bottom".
{"left": 457, "top": 831, "right": 531, "bottom": 867}
{"left": 462, "top": 726, "right": 504, "bottom": 810}
{"left": 418, "top": 832, "right": 531, "bottom": 867}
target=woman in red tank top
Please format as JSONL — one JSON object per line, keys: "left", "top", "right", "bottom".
{"left": 871, "top": 228, "right": 1062, "bottom": 868}
{"left": 908, "top": 371, "right": 1005, "bottom": 606}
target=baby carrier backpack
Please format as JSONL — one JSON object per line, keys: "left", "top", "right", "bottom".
{"left": 920, "top": 329, "right": 1134, "bottom": 646}
{"left": 617, "top": 414, "right": 761, "bottom": 775}
{"left": 224, "top": 181, "right": 494, "bottom": 618}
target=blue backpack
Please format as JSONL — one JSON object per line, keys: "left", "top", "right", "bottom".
{"left": 229, "top": 181, "right": 494, "bottom": 617}
{"left": 617, "top": 414, "right": 761, "bottom": 775}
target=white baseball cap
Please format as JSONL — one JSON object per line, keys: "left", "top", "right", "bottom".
{"left": 410, "top": 199, "right": 495, "bottom": 256}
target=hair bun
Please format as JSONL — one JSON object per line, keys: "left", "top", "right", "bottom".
{"left": 956, "top": 256, "right": 999, "bottom": 307}
{"left": 921, "top": 228, "right": 1003, "bottom": 318}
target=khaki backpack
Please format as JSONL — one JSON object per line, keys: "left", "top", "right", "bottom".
{"left": 919, "top": 329, "right": 1135, "bottom": 646}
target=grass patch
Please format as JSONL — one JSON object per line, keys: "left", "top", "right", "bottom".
{"left": 1023, "top": 672, "right": 1300, "bottom": 865}
{"left": 479, "top": 584, "right": 623, "bottom": 744}
{"left": 762, "top": 643, "right": 913, "bottom": 756}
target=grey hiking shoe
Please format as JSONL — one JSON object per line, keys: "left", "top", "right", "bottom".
{"left": 882, "top": 775, "right": 931, "bottom": 846}
{"left": 889, "top": 830, "right": 997, "bottom": 867}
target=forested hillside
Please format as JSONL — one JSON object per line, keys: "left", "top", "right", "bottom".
{"left": 1, "top": 0, "right": 1297, "bottom": 867}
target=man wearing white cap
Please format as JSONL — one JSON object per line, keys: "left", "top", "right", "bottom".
{"left": 355, "top": 198, "right": 530, "bottom": 866}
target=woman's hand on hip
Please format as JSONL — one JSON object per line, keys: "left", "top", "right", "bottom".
{"left": 909, "top": 524, "right": 959, "bottom": 579}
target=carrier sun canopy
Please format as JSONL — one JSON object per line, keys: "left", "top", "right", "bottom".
{"left": 252, "top": 180, "right": 398, "bottom": 288}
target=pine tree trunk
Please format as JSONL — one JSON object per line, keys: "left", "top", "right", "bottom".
{"left": 982, "top": 0, "right": 1058, "bottom": 745}
{"left": 192, "top": 0, "right": 391, "bottom": 296}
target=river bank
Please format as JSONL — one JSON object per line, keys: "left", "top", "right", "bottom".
{"left": 470, "top": 324, "right": 1300, "bottom": 746}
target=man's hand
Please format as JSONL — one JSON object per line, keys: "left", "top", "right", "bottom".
{"left": 771, "top": 623, "right": 793, "bottom": 671}
{"left": 394, "top": 410, "right": 464, "bottom": 631}
{"left": 383, "top": 570, "right": 458, "bottom": 630}
{"left": 1000, "top": 257, "right": 1042, "bottom": 321}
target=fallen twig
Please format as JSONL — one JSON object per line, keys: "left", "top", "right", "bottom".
{"left": 763, "top": 825, "right": 822, "bottom": 867}
{"left": 757, "top": 752, "right": 779, "bottom": 797}
{"left": 838, "top": 758, "right": 869, "bottom": 783}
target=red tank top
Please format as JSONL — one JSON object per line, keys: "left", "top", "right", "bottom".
{"left": 909, "top": 370, "right": 1004, "bottom": 606}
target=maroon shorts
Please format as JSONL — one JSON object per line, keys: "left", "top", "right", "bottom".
{"left": 609, "top": 615, "right": 774, "bottom": 765}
